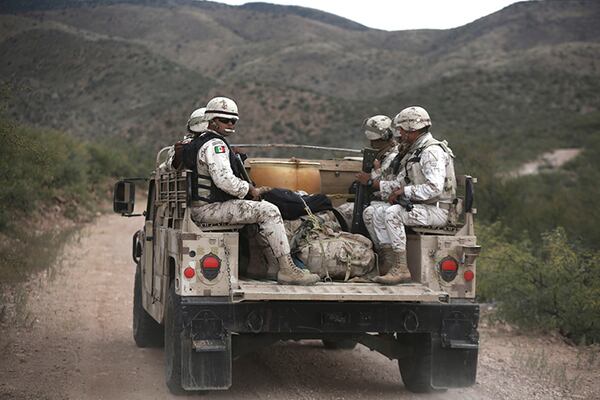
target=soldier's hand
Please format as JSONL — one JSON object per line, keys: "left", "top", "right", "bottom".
{"left": 388, "top": 188, "right": 404, "bottom": 204}
{"left": 356, "top": 171, "right": 371, "bottom": 185}
{"left": 248, "top": 185, "right": 261, "bottom": 201}
{"left": 257, "top": 186, "right": 272, "bottom": 196}
{"left": 373, "top": 159, "right": 381, "bottom": 170}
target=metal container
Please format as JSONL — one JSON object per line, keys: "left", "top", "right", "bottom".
{"left": 249, "top": 159, "right": 322, "bottom": 193}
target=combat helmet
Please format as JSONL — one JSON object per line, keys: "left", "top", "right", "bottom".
{"left": 362, "top": 115, "right": 393, "bottom": 140}
{"left": 187, "top": 107, "right": 208, "bottom": 133}
{"left": 393, "top": 106, "right": 431, "bottom": 132}
{"left": 204, "top": 97, "right": 239, "bottom": 121}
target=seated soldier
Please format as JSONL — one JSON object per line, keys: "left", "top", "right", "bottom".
{"left": 358, "top": 106, "right": 457, "bottom": 285}
{"left": 188, "top": 96, "right": 320, "bottom": 286}
{"left": 336, "top": 115, "right": 400, "bottom": 228}
{"left": 158, "top": 107, "right": 208, "bottom": 173}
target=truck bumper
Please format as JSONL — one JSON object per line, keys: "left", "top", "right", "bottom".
{"left": 182, "top": 298, "right": 479, "bottom": 336}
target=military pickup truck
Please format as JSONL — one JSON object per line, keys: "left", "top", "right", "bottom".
{"left": 113, "top": 144, "right": 481, "bottom": 395}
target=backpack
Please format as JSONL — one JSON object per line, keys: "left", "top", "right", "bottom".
{"left": 290, "top": 214, "right": 376, "bottom": 281}
{"left": 261, "top": 188, "right": 334, "bottom": 220}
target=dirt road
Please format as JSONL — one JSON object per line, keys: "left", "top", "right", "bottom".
{"left": 1, "top": 214, "right": 598, "bottom": 400}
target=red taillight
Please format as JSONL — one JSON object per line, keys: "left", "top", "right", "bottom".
{"left": 200, "top": 253, "right": 221, "bottom": 280}
{"left": 464, "top": 270, "right": 475, "bottom": 282}
{"left": 183, "top": 266, "right": 195, "bottom": 279}
{"left": 202, "top": 256, "right": 220, "bottom": 269}
{"left": 439, "top": 256, "right": 459, "bottom": 282}
{"left": 441, "top": 259, "right": 458, "bottom": 271}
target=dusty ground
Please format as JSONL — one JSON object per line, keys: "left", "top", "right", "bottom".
{"left": 505, "top": 148, "right": 582, "bottom": 178}
{"left": 1, "top": 214, "right": 599, "bottom": 400}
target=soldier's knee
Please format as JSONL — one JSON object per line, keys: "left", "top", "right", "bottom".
{"left": 259, "top": 201, "right": 283, "bottom": 220}
{"left": 363, "top": 206, "right": 375, "bottom": 223}
{"left": 384, "top": 205, "right": 403, "bottom": 224}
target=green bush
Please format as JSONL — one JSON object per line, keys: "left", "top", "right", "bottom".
{"left": 478, "top": 223, "right": 600, "bottom": 344}
{"left": 0, "top": 117, "right": 149, "bottom": 230}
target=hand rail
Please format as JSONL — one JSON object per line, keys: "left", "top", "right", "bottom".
{"left": 231, "top": 143, "right": 362, "bottom": 154}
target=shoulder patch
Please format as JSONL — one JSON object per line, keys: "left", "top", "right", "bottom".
{"left": 214, "top": 145, "right": 227, "bottom": 154}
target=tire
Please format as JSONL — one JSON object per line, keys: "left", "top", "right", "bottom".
{"left": 133, "top": 263, "right": 164, "bottom": 348}
{"left": 322, "top": 339, "right": 357, "bottom": 350}
{"left": 165, "top": 281, "right": 186, "bottom": 395}
{"left": 397, "top": 333, "right": 441, "bottom": 393}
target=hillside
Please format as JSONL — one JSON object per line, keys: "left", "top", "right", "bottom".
{"left": 1, "top": 0, "right": 599, "bottom": 164}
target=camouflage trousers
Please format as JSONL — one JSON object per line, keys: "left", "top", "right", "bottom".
{"left": 363, "top": 201, "right": 448, "bottom": 252}
{"left": 190, "top": 200, "right": 290, "bottom": 258}
{"left": 335, "top": 202, "right": 354, "bottom": 230}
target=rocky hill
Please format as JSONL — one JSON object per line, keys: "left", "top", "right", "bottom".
{"left": 1, "top": 0, "right": 599, "bottom": 164}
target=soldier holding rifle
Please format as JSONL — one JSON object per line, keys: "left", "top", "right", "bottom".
{"left": 356, "top": 106, "right": 457, "bottom": 285}
{"left": 338, "top": 115, "right": 400, "bottom": 229}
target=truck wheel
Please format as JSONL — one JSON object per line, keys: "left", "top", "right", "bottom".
{"left": 165, "top": 281, "right": 186, "bottom": 395}
{"left": 397, "top": 333, "right": 442, "bottom": 393}
{"left": 322, "top": 339, "right": 357, "bottom": 350}
{"left": 133, "top": 263, "right": 163, "bottom": 348}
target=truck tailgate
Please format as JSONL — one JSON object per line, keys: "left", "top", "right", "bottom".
{"left": 233, "top": 279, "right": 447, "bottom": 302}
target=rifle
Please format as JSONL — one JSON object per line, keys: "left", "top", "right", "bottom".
{"left": 395, "top": 196, "right": 414, "bottom": 212}
{"left": 234, "top": 153, "right": 253, "bottom": 183}
{"left": 351, "top": 148, "right": 378, "bottom": 235}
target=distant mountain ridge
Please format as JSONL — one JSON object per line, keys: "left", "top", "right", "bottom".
{"left": 0, "top": 0, "right": 367, "bottom": 31}
{"left": 1, "top": 0, "right": 599, "bottom": 165}
{"left": 239, "top": 2, "right": 368, "bottom": 31}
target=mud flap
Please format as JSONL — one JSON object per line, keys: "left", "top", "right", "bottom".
{"left": 431, "top": 317, "right": 478, "bottom": 388}
{"left": 181, "top": 311, "right": 232, "bottom": 390}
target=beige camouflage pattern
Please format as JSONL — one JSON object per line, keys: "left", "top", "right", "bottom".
{"left": 364, "top": 202, "right": 447, "bottom": 252}
{"left": 364, "top": 132, "right": 456, "bottom": 252}
{"left": 196, "top": 135, "right": 250, "bottom": 200}
{"left": 334, "top": 144, "right": 399, "bottom": 227}
{"left": 191, "top": 129, "right": 291, "bottom": 258}
{"left": 392, "top": 106, "right": 431, "bottom": 131}
{"left": 335, "top": 202, "right": 354, "bottom": 229}
{"left": 191, "top": 199, "right": 290, "bottom": 257}
{"left": 362, "top": 115, "right": 392, "bottom": 140}
{"left": 379, "top": 133, "right": 456, "bottom": 202}
{"left": 374, "top": 144, "right": 401, "bottom": 184}
{"left": 204, "top": 96, "right": 239, "bottom": 121}
{"left": 158, "top": 145, "right": 175, "bottom": 173}
{"left": 187, "top": 107, "right": 208, "bottom": 133}
{"left": 291, "top": 218, "right": 375, "bottom": 280}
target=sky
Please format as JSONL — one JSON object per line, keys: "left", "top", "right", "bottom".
{"left": 216, "top": 0, "right": 527, "bottom": 31}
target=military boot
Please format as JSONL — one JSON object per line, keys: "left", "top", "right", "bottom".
{"left": 372, "top": 250, "right": 412, "bottom": 285}
{"left": 277, "top": 255, "right": 321, "bottom": 285}
{"left": 264, "top": 249, "right": 279, "bottom": 280}
{"left": 377, "top": 245, "right": 395, "bottom": 276}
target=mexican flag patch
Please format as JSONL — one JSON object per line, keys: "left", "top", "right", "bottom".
{"left": 214, "top": 145, "right": 226, "bottom": 154}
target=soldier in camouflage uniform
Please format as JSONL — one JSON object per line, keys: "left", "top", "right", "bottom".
{"left": 336, "top": 115, "right": 401, "bottom": 228}
{"left": 159, "top": 107, "right": 209, "bottom": 173}
{"left": 357, "top": 106, "right": 457, "bottom": 285}
{"left": 190, "top": 97, "right": 320, "bottom": 286}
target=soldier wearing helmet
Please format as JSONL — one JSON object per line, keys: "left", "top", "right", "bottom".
{"left": 358, "top": 106, "right": 457, "bottom": 285}
{"left": 189, "top": 96, "right": 320, "bottom": 286}
{"left": 160, "top": 107, "right": 210, "bottom": 172}
{"left": 336, "top": 115, "right": 401, "bottom": 228}
{"left": 186, "top": 107, "right": 208, "bottom": 137}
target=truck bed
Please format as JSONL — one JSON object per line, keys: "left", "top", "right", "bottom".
{"left": 233, "top": 279, "right": 447, "bottom": 302}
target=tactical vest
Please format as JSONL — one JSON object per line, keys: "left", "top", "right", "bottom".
{"left": 399, "top": 134, "right": 456, "bottom": 204}
{"left": 370, "top": 146, "right": 400, "bottom": 201}
{"left": 182, "top": 131, "right": 247, "bottom": 204}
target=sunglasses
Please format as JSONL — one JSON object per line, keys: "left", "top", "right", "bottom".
{"left": 216, "top": 117, "right": 237, "bottom": 125}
